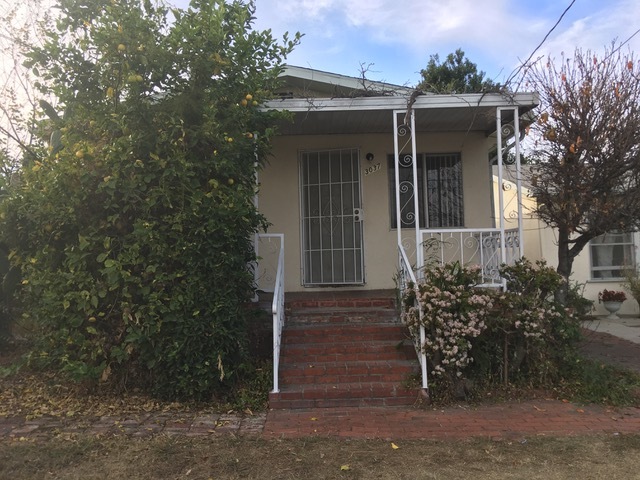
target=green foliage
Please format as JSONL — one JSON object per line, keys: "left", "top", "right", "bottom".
{"left": 566, "top": 281, "right": 594, "bottom": 317}
{"left": 483, "top": 259, "right": 582, "bottom": 386}
{"left": 623, "top": 267, "right": 640, "bottom": 306}
{"left": 418, "top": 48, "right": 500, "bottom": 94}
{"left": 0, "top": 244, "right": 18, "bottom": 340}
{"left": 561, "top": 358, "right": 640, "bottom": 406}
{"left": 0, "top": 0, "right": 299, "bottom": 400}
{"left": 225, "top": 359, "right": 272, "bottom": 411}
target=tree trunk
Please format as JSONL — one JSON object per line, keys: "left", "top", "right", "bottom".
{"left": 555, "top": 227, "right": 574, "bottom": 305}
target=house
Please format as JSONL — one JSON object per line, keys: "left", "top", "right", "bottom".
{"left": 251, "top": 66, "right": 539, "bottom": 401}
{"left": 255, "top": 65, "right": 538, "bottom": 295}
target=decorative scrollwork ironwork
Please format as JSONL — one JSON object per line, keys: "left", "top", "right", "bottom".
{"left": 399, "top": 153, "right": 413, "bottom": 168}
{"left": 501, "top": 123, "right": 515, "bottom": 139}
{"left": 397, "top": 122, "right": 411, "bottom": 137}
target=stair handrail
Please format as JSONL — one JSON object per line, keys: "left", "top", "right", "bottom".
{"left": 270, "top": 234, "right": 285, "bottom": 393}
{"left": 398, "top": 244, "right": 429, "bottom": 395}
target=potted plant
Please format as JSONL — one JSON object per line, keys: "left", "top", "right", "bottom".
{"left": 598, "top": 289, "right": 627, "bottom": 319}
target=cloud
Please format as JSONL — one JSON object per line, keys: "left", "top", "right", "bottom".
{"left": 252, "top": 0, "right": 640, "bottom": 85}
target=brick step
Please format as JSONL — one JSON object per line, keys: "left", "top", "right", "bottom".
{"left": 271, "top": 296, "right": 419, "bottom": 409}
{"left": 282, "top": 340, "right": 413, "bottom": 363}
{"left": 283, "top": 324, "right": 408, "bottom": 343}
{"left": 285, "top": 297, "right": 396, "bottom": 310}
{"left": 287, "top": 310, "right": 398, "bottom": 325}
{"left": 280, "top": 360, "right": 416, "bottom": 384}
{"left": 269, "top": 383, "right": 418, "bottom": 409}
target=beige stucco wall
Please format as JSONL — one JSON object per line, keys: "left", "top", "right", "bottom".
{"left": 258, "top": 131, "right": 496, "bottom": 292}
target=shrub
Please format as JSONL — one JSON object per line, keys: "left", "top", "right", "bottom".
{"left": 0, "top": 0, "right": 299, "bottom": 400}
{"left": 401, "top": 262, "right": 493, "bottom": 389}
{"left": 402, "top": 259, "right": 581, "bottom": 399}
{"left": 487, "top": 259, "right": 581, "bottom": 386}
{"left": 622, "top": 268, "right": 640, "bottom": 305}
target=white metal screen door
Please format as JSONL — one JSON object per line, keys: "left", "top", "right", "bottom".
{"left": 300, "top": 149, "right": 364, "bottom": 285}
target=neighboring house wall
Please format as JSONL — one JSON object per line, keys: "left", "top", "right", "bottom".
{"left": 537, "top": 225, "right": 640, "bottom": 316}
{"left": 564, "top": 232, "right": 640, "bottom": 316}
{"left": 260, "top": 131, "right": 495, "bottom": 292}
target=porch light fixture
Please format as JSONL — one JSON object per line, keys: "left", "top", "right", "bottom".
{"left": 365, "top": 152, "right": 375, "bottom": 162}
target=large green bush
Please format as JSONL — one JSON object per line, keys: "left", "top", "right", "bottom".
{"left": 0, "top": 0, "right": 299, "bottom": 399}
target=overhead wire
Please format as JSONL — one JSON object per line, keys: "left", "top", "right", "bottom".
{"left": 506, "top": 0, "right": 576, "bottom": 90}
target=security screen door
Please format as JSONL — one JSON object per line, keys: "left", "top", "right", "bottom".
{"left": 300, "top": 148, "right": 364, "bottom": 285}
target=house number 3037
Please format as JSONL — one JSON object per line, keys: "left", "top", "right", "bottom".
{"left": 364, "top": 162, "right": 381, "bottom": 176}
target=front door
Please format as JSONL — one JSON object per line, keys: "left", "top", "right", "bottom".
{"left": 300, "top": 148, "right": 364, "bottom": 286}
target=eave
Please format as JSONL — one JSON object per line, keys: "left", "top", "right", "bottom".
{"left": 263, "top": 92, "right": 539, "bottom": 136}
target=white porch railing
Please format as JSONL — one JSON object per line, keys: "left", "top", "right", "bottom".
{"left": 420, "top": 228, "right": 520, "bottom": 287}
{"left": 398, "top": 245, "right": 429, "bottom": 393}
{"left": 255, "top": 233, "right": 285, "bottom": 394}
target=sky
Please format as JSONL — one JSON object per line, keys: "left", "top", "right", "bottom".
{"left": 222, "top": 0, "right": 640, "bottom": 88}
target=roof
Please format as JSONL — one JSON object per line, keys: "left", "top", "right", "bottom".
{"left": 276, "top": 65, "right": 414, "bottom": 98}
{"left": 265, "top": 66, "right": 539, "bottom": 136}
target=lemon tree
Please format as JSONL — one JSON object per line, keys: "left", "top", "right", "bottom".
{"left": 0, "top": 0, "right": 299, "bottom": 399}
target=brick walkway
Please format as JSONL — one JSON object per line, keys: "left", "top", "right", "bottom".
{"left": 264, "top": 400, "right": 640, "bottom": 440}
{"left": 1, "top": 329, "right": 639, "bottom": 442}
{"left": 0, "top": 412, "right": 266, "bottom": 441}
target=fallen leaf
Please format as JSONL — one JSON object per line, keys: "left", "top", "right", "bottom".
{"left": 310, "top": 417, "right": 318, "bottom": 421}
{"left": 340, "top": 465, "right": 350, "bottom": 471}
{"left": 533, "top": 405, "right": 545, "bottom": 412}
{"left": 576, "top": 409, "right": 585, "bottom": 413}
{"left": 562, "top": 399, "right": 569, "bottom": 403}
{"left": 391, "top": 442, "right": 399, "bottom": 449}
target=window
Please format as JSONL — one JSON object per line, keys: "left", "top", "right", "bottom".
{"left": 389, "top": 153, "right": 463, "bottom": 228}
{"left": 590, "top": 231, "right": 636, "bottom": 279}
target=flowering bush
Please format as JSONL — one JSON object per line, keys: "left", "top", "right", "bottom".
{"left": 486, "top": 259, "right": 580, "bottom": 385}
{"left": 402, "top": 258, "right": 582, "bottom": 399}
{"left": 598, "top": 289, "right": 627, "bottom": 303}
{"left": 401, "top": 262, "right": 492, "bottom": 379}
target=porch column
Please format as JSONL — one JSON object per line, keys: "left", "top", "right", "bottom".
{"left": 496, "top": 106, "right": 525, "bottom": 273}
{"left": 393, "top": 109, "right": 421, "bottom": 277}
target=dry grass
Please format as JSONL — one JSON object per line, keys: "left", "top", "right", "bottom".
{"left": 1, "top": 434, "right": 640, "bottom": 479}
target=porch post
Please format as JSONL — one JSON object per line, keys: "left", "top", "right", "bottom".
{"left": 393, "top": 109, "right": 420, "bottom": 276}
{"left": 408, "top": 110, "right": 422, "bottom": 278}
{"left": 393, "top": 113, "right": 402, "bottom": 248}
{"left": 512, "top": 107, "right": 525, "bottom": 259}
{"left": 496, "top": 109, "right": 506, "bottom": 268}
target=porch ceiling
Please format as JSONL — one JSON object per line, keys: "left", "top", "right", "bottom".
{"left": 264, "top": 92, "right": 538, "bottom": 136}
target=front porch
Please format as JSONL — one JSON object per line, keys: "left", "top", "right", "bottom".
{"left": 255, "top": 226, "right": 524, "bottom": 405}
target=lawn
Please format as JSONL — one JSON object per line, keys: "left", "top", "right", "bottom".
{"left": 2, "top": 434, "right": 640, "bottom": 479}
